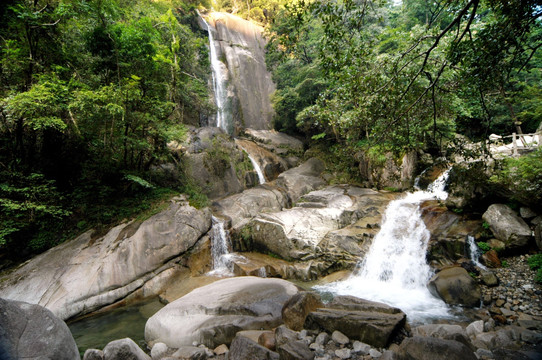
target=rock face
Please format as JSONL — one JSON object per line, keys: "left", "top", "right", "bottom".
{"left": 144, "top": 277, "right": 298, "bottom": 349}
{"left": 0, "top": 199, "right": 211, "bottom": 320}
{"left": 274, "top": 158, "right": 326, "bottom": 203}
{"left": 0, "top": 298, "right": 80, "bottom": 360}
{"left": 482, "top": 204, "right": 532, "bottom": 250}
{"left": 249, "top": 186, "right": 387, "bottom": 260}
{"left": 167, "top": 127, "right": 254, "bottom": 199}
{"left": 206, "top": 12, "right": 275, "bottom": 131}
{"left": 243, "top": 128, "right": 304, "bottom": 157}
{"left": 304, "top": 296, "right": 406, "bottom": 348}
{"left": 357, "top": 150, "right": 417, "bottom": 190}
{"left": 428, "top": 267, "right": 481, "bottom": 307}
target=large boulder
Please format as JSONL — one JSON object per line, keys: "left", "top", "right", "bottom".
{"left": 396, "top": 336, "right": 477, "bottom": 360}
{"left": 304, "top": 296, "right": 406, "bottom": 348}
{"left": 206, "top": 12, "right": 275, "bottom": 131}
{"left": 0, "top": 199, "right": 212, "bottom": 320}
{"left": 482, "top": 204, "right": 532, "bottom": 250}
{"left": 274, "top": 158, "right": 326, "bottom": 202}
{"left": 212, "top": 186, "right": 289, "bottom": 231}
{"left": 357, "top": 150, "right": 417, "bottom": 190}
{"left": 144, "top": 277, "right": 298, "bottom": 348}
{"left": 0, "top": 298, "right": 80, "bottom": 360}
{"left": 249, "top": 186, "right": 386, "bottom": 260}
{"left": 428, "top": 267, "right": 481, "bottom": 307}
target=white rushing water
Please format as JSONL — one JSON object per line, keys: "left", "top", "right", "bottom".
{"left": 208, "top": 216, "right": 234, "bottom": 275}
{"left": 317, "top": 170, "right": 454, "bottom": 322}
{"left": 467, "top": 235, "right": 487, "bottom": 270}
{"left": 202, "top": 17, "right": 230, "bottom": 132}
{"left": 248, "top": 153, "right": 266, "bottom": 184}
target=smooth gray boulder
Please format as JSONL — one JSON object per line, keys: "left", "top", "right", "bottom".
{"left": 428, "top": 267, "right": 481, "bottom": 307}
{"left": 396, "top": 336, "right": 477, "bottom": 360}
{"left": 274, "top": 158, "right": 326, "bottom": 202}
{"left": 304, "top": 296, "right": 406, "bottom": 348}
{"left": 250, "top": 186, "right": 384, "bottom": 260}
{"left": 145, "top": 277, "right": 299, "bottom": 349}
{"left": 103, "top": 338, "right": 150, "bottom": 360}
{"left": 0, "top": 199, "right": 211, "bottom": 320}
{"left": 0, "top": 298, "right": 80, "bottom": 360}
{"left": 83, "top": 349, "right": 104, "bottom": 360}
{"left": 482, "top": 204, "right": 532, "bottom": 249}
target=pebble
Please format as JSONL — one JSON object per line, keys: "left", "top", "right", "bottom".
{"left": 335, "top": 348, "right": 351, "bottom": 359}
{"left": 480, "top": 255, "right": 542, "bottom": 317}
{"left": 332, "top": 330, "right": 350, "bottom": 345}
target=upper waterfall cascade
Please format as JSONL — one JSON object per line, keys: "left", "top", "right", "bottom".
{"left": 202, "top": 12, "right": 275, "bottom": 133}
{"left": 317, "top": 170, "right": 455, "bottom": 322}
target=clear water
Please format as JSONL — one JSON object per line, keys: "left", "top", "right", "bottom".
{"left": 316, "top": 170, "right": 456, "bottom": 323}
{"left": 68, "top": 298, "right": 163, "bottom": 356}
{"left": 207, "top": 216, "right": 243, "bottom": 276}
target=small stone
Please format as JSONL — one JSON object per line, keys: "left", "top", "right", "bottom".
{"left": 369, "top": 348, "right": 383, "bottom": 358}
{"left": 309, "top": 343, "right": 324, "bottom": 351}
{"left": 466, "top": 320, "right": 484, "bottom": 338}
{"left": 213, "top": 344, "right": 228, "bottom": 355}
{"left": 332, "top": 330, "right": 349, "bottom": 345}
{"left": 475, "top": 348, "right": 494, "bottom": 360}
{"left": 335, "top": 348, "right": 352, "bottom": 359}
{"left": 484, "top": 318, "right": 495, "bottom": 332}
{"left": 315, "top": 332, "right": 330, "bottom": 346}
{"left": 501, "top": 308, "right": 516, "bottom": 317}
{"left": 352, "top": 341, "right": 371, "bottom": 355}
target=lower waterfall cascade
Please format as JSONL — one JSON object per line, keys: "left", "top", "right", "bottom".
{"left": 317, "top": 170, "right": 456, "bottom": 322}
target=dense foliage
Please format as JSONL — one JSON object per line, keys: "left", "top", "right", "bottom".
{"left": 0, "top": 0, "right": 211, "bottom": 258}
{"left": 266, "top": 0, "right": 542, "bottom": 156}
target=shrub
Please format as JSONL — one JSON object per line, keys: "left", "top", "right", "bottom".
{"left": 477, "top": 241, "right": 491, "bottom": 253}
{"left": 527, "top": 253, "right": 542, "bottom": 270}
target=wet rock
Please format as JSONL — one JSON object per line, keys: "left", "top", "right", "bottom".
{"left": 145, "top": 277, "right": 298, "bottom": 348}
{"left": 304, "top": 296, "right": 406, "bottom": 348}
{"left": 228, "top": 332, "right": 279, "bottom": 360}
{"left": 235, "top": 139, "right": 288, "bottom": 182}
{"left": 535, "top": 223, "right": 542, "bottom": 251}
{"left": 428, "top": 267, "right": 481, "bottom": 307}
{"left": 243, "top": 129, "right": 304, "bottom": 156}
{"left": 103, "top": 338, "right": 150, "bottom": 360}
{"left": 0, "top": 298, "right": 80, "bottom": 360}
{"left": 413, "top": 324, "right": 473, "bottom": 350}
{"left": 482, "top": 204, "right": 532, "bottom": 250}
{"left": 519, "top": 207, "right": 537, "bottom": 219}
{"left": 282, "top": 292, "right": 324, "bottom": 331}
{"left": 396, "top": 336, "right": 477, "bottom": 360}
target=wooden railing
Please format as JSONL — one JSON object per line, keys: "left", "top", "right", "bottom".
{"left": 502, "top": 132, "right": 541, "bottom": 156}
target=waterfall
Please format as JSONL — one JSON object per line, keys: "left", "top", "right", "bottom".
{"left": 467, "top": 235, "right": 486, "bottom": 270}
{"left": 202, "top": 16, "right": 231, "bottom": 133}
{"left": 317, "top": 170, "right": 454, "bottom": 322}
{"left": 208, "top": 216, "right": 234, "bottom": 275}
{"left": 247, "top": 153, "right": 266, "bottom": 184}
